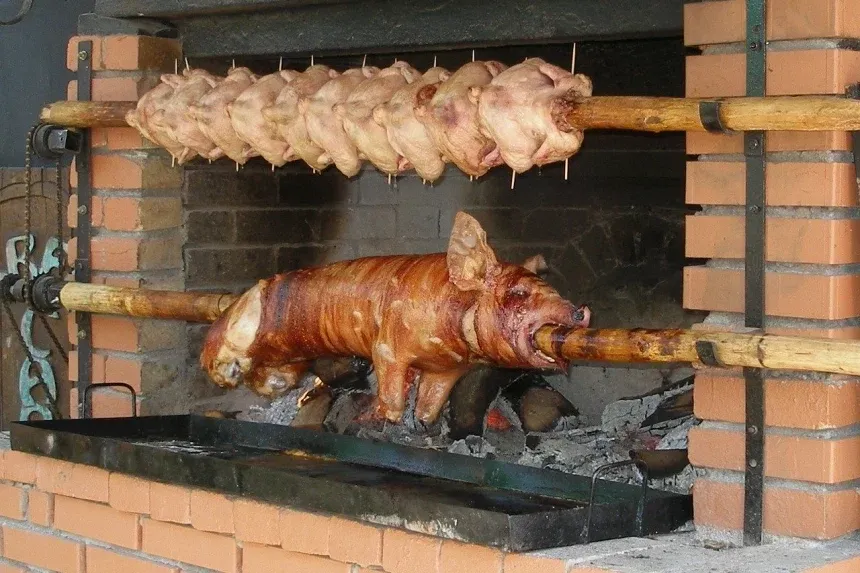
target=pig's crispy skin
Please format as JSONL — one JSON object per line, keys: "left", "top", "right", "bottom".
{"left": 201, "top": 212, "right": 590, "bottom": 424}
{"left": 476, "top": 58, "right": 593, "bottom": 173}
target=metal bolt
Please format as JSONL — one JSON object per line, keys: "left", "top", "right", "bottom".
{"left": 78, "top": 50, "right": 89, "bottom": 61}
{"left": 753, "top": 25, "right": 762, "bottom": 33}
{"left": 749, "top": 459, "right": 758, "bottom": 468}
{"left": 747, "top": 425, "right": 758, "bottom": 435}
{"left": 77, "top": 205, "right": 88, "bottom": 215}
{"left": 749, "top": 41, "right": 759, "bottom": 50}
{"left": 77, "top": 329, "right": 87, "bottom": 340}
{"left": 749, "top": 139, "right": 760, "bottom": 149}
{"left": 748, "top": 205, "right": 761, "bottom": 214}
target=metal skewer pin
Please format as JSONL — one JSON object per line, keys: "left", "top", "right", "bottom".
{"left": 565, "top": 43, "right": 576, "bottom": 182}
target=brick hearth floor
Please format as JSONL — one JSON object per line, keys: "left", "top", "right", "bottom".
{"left": 0, "top": 434, "right": 857, "bottom": 572}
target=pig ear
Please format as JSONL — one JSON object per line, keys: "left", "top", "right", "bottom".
{"left": 447, "top": 212, "right": 499, "bottom": 292}
{"left": 521, "top": 254, "right": 548, "bottom": 275}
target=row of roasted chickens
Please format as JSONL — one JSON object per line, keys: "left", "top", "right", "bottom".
{"left": 126, "top": 57, "right": 593, "bottom": 182}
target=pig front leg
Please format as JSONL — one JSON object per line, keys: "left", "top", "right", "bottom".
{"left": 245, "top": 361, "right": 311, "bottom": 397}
{"left": 372, "top": 349, "right": 419, "bottom": 422}
{"left": 414, "top": 368, "right": 470, "bottom": 424}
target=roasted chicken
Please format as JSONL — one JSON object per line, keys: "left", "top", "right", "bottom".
{"left": 124, "top": 58, "right": 594, "bottom": 180}
{"left": 229, "top": 70, "right": 298, "bottom": 166}
{"left": 189, "top": 66, "right": 259, "bottom": 164}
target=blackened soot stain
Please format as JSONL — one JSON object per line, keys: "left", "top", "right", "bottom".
{"left": 580, "top": 330, "right": 601, "bottom": 360}
{"left": 550, "top": 326, "right": 568, "bottom": 358}
{"left": 272, "top": 274, "right": 292, "bottom": 329}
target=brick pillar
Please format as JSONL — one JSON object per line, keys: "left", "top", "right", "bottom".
{"left": 64, "top": 34, "right": 185, "bottom": 418}
{"left": 684, "top": 0, "right": 860, "bottom": 542}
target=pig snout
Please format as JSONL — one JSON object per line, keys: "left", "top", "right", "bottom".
{"left": 572, "top": 304, "right": 591, "bottom": 327}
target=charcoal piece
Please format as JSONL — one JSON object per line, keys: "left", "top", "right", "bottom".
{"left": 310, "top": 356, "right": 373, "bottom": 389}
{"left": 291, "top": 384, "right": 335, "bottom": 430}
{"left": 447, "top": 366, "right": 512, "bottom": 440}
{"left": 517, "top": 386, "right": 578, "bottom": 433}
{"left": 324, "top": 392, "right": 375, "bottom": 435}
{"left": 629, "top": 449, "right": 689, "bottom": 479}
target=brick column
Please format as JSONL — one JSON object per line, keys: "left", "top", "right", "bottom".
{"left": 64, "top": 34, "right": 185, "bottom": 418}
{"left": 684, "top": 0, "right": 860, "bottom": 542}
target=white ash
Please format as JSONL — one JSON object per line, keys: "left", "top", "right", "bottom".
{"left": 240, "top": 373, "right": 319, "bottom": 426}
{"left": 600, "top": 382, "right": 692, "bottom": 434}
{"left": 657, "top": 416, "right": 699, "bottom": 450}
{"left": 448, "top": 435, "right": 496, "bottom": 458}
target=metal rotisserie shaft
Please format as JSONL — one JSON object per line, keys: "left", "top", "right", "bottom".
{"left": 41, "top": 94, "right": 860, "bottom": 132}
{"left": 50, "top": 282, "right": 860, "bottom": 378}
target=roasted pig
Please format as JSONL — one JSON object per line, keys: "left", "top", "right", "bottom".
{"left": 201, "top": 211, "right": 591, "bottom": 424}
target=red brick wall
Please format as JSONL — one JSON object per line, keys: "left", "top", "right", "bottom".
{"left": 684, "top": 0, "right": 860, "bottom": 541}
{"left": 64, "top": 34, "right": 187, "bottom": 418}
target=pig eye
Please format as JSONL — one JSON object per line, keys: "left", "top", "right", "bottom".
{"left": 508, "top": 286, "right": 528, "bottom": 298}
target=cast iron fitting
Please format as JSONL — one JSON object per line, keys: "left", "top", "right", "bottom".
{"left": 31, "top": 124, "right": 83, "bottom": 160}
{"left": 30, "top": 275, "right": 65, "bottom": 314}
{"left": 0, "top": 274, "right": 21, "bottom": 302}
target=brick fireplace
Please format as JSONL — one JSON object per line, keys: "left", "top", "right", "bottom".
{"left": 0, "top": 1, "right": 859, "bottom": 572}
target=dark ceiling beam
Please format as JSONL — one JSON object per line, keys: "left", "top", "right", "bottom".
{"left": 96, "top": 0, "right": 683, "bottom": 58}
{"left": 94, "top": 0, "right": 349, "bottom": 18}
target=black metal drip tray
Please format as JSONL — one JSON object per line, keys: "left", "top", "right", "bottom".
{"left": 10, "top": 415, "right": 691, "bottom": 551}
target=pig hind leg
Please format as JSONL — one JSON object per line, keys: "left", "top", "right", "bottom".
{"left": 414, "top": 368, "right": 470, "bottom": 424}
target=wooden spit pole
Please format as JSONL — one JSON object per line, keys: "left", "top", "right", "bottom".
{"left": 40, "top": 101, "right": 135, "bottom": 128}
{"left": 59, "top": 282, "right": 238, "bottom": 323}
{"left": 40, "top": 94, "right": 860, "bottom": 132}
{"left": 533, "top": 325, "right": 860, "bottom": 377}
{"left": 54, "top": 282, "right": 860, "bottom": 378}
{"left": 556, "top": 95, "right": 860, "bottom": 133}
